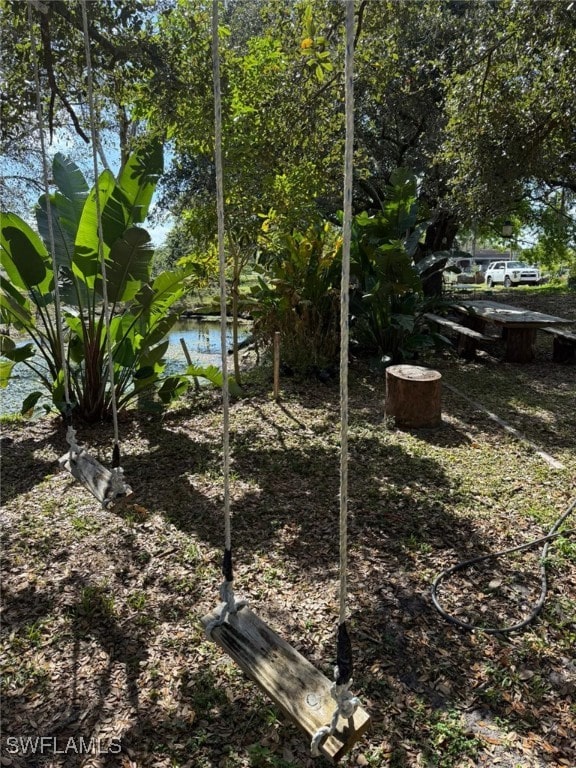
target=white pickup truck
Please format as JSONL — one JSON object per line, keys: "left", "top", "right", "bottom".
{"left": 484, "top": 260, "right": 541, "bottom": 288}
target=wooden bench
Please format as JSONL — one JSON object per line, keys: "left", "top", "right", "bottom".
{"left": 424, "top": 312, "right": 496, "bottom": 359}
{"left": 541, "top": 326, "right": 576, "bottom": 363}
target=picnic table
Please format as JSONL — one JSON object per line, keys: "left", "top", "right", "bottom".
{"left": 452, "top": 299, "right": 575, "bottom": 363}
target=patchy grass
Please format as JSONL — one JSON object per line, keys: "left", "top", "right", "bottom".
{"left": 1, "top": 292, "right": 575, "bottom": 768}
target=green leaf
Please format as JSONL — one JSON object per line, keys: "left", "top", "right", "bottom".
{"left": 157, "top": 374, "right": 189, "bottom": 403}
{"left": 52, "top": 153, "right": 89, "bottom": 202}
{"left": 102, "top": 226, "right": 153, "bottom": 303}
{"left": 0, "top": 334, "right": 15, "bottom": 355}
{"left": 185, "top": 364, "right": 242, "bottom": 397}
{"left": 21, "top": 391, "right": 43, "bottom": 416}
{"left": 134, "top": 267, "right": 190, "bottom": 313}
{"left": 0, "top": 359, "right": 15, "bottom": 387}
{"left": 414, "top": 251, "right": 451, "bottom": 276}
{"left": 139, "top": 339, "right": 170, "bottom": 369}
{"left": 37, "top": 155, "right": 89, "bottom": 272}
{"left": 146, "top": 315, "right": 179, "bottom": 347}
{"left": 0, "top": 279, "right": 33, "bottom": 327}
{"left": 0, "top": 214, "right": 52, "bottom": 292}
{"left": 74, "top": 170, "right": 116, "bottom": 279}
{"left": 0, "top": 339, "right": 35, "bottom": 363}
{"left": 37, "top": 193, "right": 78, "bottom": 272}
{"left": 117, "top": 139, "right": 163, "bottom": 224}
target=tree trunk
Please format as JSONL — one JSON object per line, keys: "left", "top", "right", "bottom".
{"left": 415, "top": 211, "right": 459, "bottom": 297}
{"left": 385, "top": 364, "right": 442, "bottom": 429}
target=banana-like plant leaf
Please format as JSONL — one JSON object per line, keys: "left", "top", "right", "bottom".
{"left": 102, "top": 227, "right": 153, "bottom": 304}
{"left": 68, "top": 328, "right": 86, "bottom": 364}
{"left": 0, "top": 214, "right": 52, "bottom": 293}
{"left": 74, "top": 169, "right": 116, "bottom": 279}
{"left": 0, "top": 334, "right": 15, "bottom": 355}
{"left": 146, "top": 314, "right": 179, "bottom": 347}
{"left": 21, "top": 391, "right": 43, "bottom": 416}
{"left": 36, "top": 155, "right": 88, "bottom": 271}
{"left": 0, "top": 337, "right": 35, "bottom": 363}
{"left": 117, "top": 139, "right": 163, "bottom": 224}
{"left": 139, "top": 339, "right": 170, "bottom": 369}
{"left": 0, "top": 280, "right": 33, "bottom": 328}
{"left": 52, "top": 153, "right": 89, "bottom": 202}
{"left": 404, "top": 222, "right": 428, "bottom": 258}
{"left": 157, "top": 375, "right": 190, "bottom": 403}
{"left": 0, "top": 359, "right": 15, "bottom": 387}
{"left": 58, "top": 265, "right": 91, "bottom": 307}
{"left": 185, "top": 363, "right": 242, "bottom": 397}
{"left": 414, "top": 250, "right": 452, "bottom": 276}
{"left": 133, "top": 268, "right": 190, "bottom": 312}
{"left": 37, "top": 193, "right": 79, "bottom": 272}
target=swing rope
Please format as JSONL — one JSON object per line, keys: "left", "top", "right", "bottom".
{"left": 310, "top": 1, "right": 360, "bottom": 755}
{"left": 28, "top": 1, "right": 71, "bottom": 416}
{"left": 205, "top": 0, "right": 245, "bottom": 634}
{"left": 79, "top": 0, "right": 121, "bottom": 468}
{"left": 205, "top": 1, "right": 366, "bottom": 755}
{"left": 28, "top": 0, "right": 128, "bottom": 505}
{"left": 29, "top": 0, "right": 82, "bottom": 466}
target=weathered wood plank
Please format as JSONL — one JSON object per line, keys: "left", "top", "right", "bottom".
{"left": 201, "top": 604, "right": 370, "bottom": 762}
{"left": 59, "top": 451, "right": 132, "bottom": 507}
{"left": 424, "top": 313, "right": 493, "bottom": 341}
{"left": 424, "top": 312, "right": 497, "bottom": 358}
{"left": 541, "top": 326, "right": 576, "bottom": 342}
{"left": 541, "top": 326, "right": 576, "bottom": 363}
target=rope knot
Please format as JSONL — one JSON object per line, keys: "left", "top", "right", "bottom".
{"left": 310, "top": 666, "right": 360, "bottom": 757}
{"left": 103, "top": 466, "right": 132, "bottom": 509}
{"left": 205, "top": 580, "right": 247, "bottom": 638}
{"left": 66, "top": 426, "right": 82, "bottom": 459}
{"left": 333, "top": 680, "right": 360, "bottom": 719}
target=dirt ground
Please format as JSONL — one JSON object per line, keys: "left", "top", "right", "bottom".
{"left": 1, "top": 288, "right": 575, "bottom": 768}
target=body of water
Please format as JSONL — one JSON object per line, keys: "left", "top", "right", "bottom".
{"left": 0, "top": 319, "right": 250, "bottom": 417}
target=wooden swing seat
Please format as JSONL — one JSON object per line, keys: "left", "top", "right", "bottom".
{"left": 59, "top": 449, "right": 132, "bottom": 508}
{"left": 201, "top": 604, "right": 371, "bottom": 762}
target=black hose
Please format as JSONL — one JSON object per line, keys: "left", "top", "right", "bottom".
{"left": 431, "top": 498, "right": 576, "bottom": 634}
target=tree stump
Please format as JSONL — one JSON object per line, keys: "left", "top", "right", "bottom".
{"left": 385, "top": 365, "right": 442, "bottom": 429}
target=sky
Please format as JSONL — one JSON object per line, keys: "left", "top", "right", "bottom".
{"left": 3, "top": 124, "right": 174, "bottom": 248}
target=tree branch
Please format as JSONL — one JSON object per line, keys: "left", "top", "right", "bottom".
{"left": 39, "top": 9, "right": 89, "bottom": 143}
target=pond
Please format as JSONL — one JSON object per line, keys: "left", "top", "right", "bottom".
{"left": 1, "top": 318, "right": 251, "bottom": 417}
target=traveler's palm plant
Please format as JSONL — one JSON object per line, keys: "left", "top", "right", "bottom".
{"left": 0, "top": 146, "right": 230, "bottom": 421}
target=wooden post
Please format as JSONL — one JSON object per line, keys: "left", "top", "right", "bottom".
{"left": 179, "top": 337, "right": 200, "bottom": 391}
{"left": 385, "top": 364, "right": 442, "bottom": 429}
{"left": 503, "top": 328, "right": 536, "bottom": 363}
{"left": 552, "top": 335, "right": 576, "bottom": 363}
{"left": 273, "top": 331, "right": 280, "bottom": 401}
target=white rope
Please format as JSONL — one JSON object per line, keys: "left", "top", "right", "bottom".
{"left": 311, "top": 1, "right": 358, "bottom": 756}
{"left": 338, "top": 0, "right": 355, "bottom": 630}
{"left": 27, "top": 2, "right": 71, "bottom": 411}
{"left": 80, "top": 0, "right": 121, "bottom": 462}
{"left": 212, "top": 0, "right": 231, "bottom": 555}
{"left": 208, "top": 0, "right": 243, "bottom": 626}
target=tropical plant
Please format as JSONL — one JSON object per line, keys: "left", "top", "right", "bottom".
{"left": 349, "top": 168, "right": 430, "bottom": 361}
{"left": 0, "top": 146, "right": 232, "bottom": 422}
{"left": 250, "top": 218, "right": 341, "bottom": 370}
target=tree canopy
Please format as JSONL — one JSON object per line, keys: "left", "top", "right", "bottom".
{"left": 2, "top": 0, "right": 575, "bottom": 263}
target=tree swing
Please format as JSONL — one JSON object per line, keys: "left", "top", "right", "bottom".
{"left": 201, "top": 2, "right": 370, "bottom": 761}
{"left": 28, "top": 0, "right": 132, "bottom": 508}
